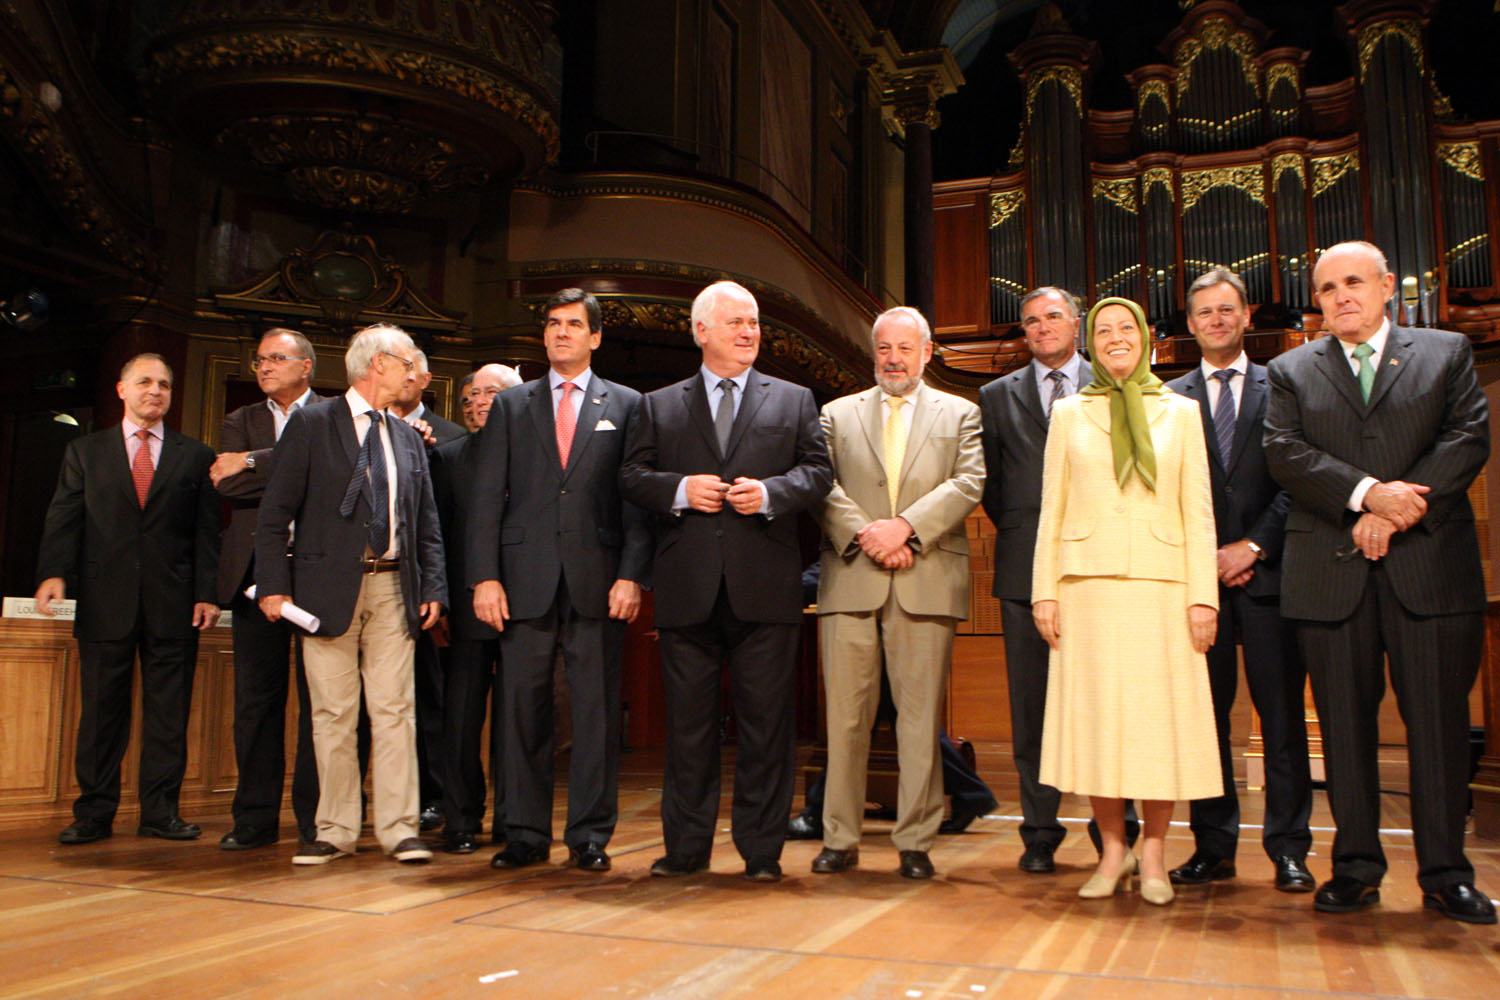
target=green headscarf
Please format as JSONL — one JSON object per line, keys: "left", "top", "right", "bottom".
{"left": 1079, "top": 296, "right": 1165, "bottom": 491}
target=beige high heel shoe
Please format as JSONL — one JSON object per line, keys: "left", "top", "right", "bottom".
{"left": 1078, "top": 853, "right": 1138, "bottom": 898}
{"left": 1140, "top": 872, "right": 1175, "bottom": 905}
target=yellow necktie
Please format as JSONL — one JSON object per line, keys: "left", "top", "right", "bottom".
{"left": 884, "top": 395, "right": 907, "bottom": 515}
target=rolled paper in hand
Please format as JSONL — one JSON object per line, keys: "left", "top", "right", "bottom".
{"left": 243, "top": 585, "right": 321, "bottom": 633}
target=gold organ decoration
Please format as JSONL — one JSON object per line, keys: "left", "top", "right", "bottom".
{"left": 989, "top": 190, "right": 1025, "bottom": 227}
{"left": 1143, "top": 167, "right": 1175, "bottom": 198}
{"left": 1180, "top": 165, "right": 1264, "bottom": 211}
{"left": 1356, "top": 18, "right": 1426, "bottom": 82}
{"left": 1093, "top": 177, "right": 1138, "bottom": 214}
{"left": 1137, "top": 79, "right": 1171, "bottom": 114}
{"left": 1266, "top": 63, "right": 1300, "bottom": 97}
{"left": 1025, "top": 66, "right": 1084, "bottom": 118}
{"left": 1174, "top": 16, "right": 1261, "bottom": 99}
{"left": 1271, "top": 153, "right": 1305, "bottom": 187}
{"left": 1312, "top": 152, "right": 1359, "bottom": 197}
{"left": 1436, "top": 142, "right": 1484, "bottom": 182}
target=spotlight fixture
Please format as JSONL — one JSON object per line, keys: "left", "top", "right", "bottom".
{"left": 2, "top": 288, "right": 49, "bottom": 332}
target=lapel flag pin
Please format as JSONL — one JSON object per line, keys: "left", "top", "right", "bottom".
{"left": 1390, "top": 359, "right": 1399, "bottom": 366}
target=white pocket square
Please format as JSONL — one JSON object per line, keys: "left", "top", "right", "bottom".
{"left": 596, "top": 419, "right": 617, "bottom": 431}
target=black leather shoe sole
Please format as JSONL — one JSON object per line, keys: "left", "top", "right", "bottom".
{"left": 811, "top": 848, "right": 858, "bottom": 874}
{"left": 650, "top": 855, "right": 710, "bottom": 877}
{"left": 58, "top": 823, "right": 112, "bottom": 845}
{"left": 1314, "top": 884, "right": 1380, "bottom": 913}
{"left": 569, "top": 845, "right": 612, "bottom": 871}
{"left": 1018, "top": 848, "right": 1056, "bottom": 874}
{"left": 490, "top": 844, "right": 549, "bottom": 869}
{"left": 219, "top": 828, "right": 278, "bottom": 850}
{"left": 745, "top": 859, "right": 782, "bottom": 882}
{"left": 1273, "top": 859, "right": 1316, "bottom": 893}
{"left": 1423, "top": 888, "right": 1498, "bottom": 924}
{"left": 442, "top": 833, "right": 479, "bottom": 854}
{"left": 1169, "top": 858, "right": 1236, "bottom": 885}
{"left": 137, "top": 820, "right": 202, "bottom": 840}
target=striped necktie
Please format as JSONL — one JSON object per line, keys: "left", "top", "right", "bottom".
{"left": 1211, "top": 369, "right": 1237, "bottom": 464}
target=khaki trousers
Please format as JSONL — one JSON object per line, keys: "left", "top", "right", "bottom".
{"left": 302, "top": 572, "right": 418, "bottom": 853}
{"left": 819, "top": 589, "right": 955, "bottom": 852}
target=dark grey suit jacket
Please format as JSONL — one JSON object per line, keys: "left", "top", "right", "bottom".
{"left": 429, "top": 432, "right": 495, "bottom": 642}
{"left": 620, "top": 367, "right": 832, "bottom": 628}
{"left": 1167, "top": 362, "right": 1291, "bottom": 600}
{"left": 465, "top": 375, "right": 651, "bottom": 621}
{"left": 1264, "top": 326, "right": 1489, "bottom": 622}
{"left": 978, "top": 356, "right": 1087, "bottom": 602}
{"left": 215, "top": 392, "right": 335, "bottom": 605}
{"left": 412, "top": 404, "right": 466, "bottom": 445}
{"left": 37, "top": 425, "right": 220, "bottom": 642}
{"left": 255, "top": 396, "right": 447, "bottom": 637}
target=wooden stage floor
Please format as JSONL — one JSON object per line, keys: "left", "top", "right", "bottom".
{"left": 2, "top": 744, "right": 1497, "bottom": 999}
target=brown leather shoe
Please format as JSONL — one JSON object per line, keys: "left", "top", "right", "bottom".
{"left": 898, "top": 850, "right": 934, "bottom": 879}
{"left": 811, "top": 847, "right": 859, "bottom": 874}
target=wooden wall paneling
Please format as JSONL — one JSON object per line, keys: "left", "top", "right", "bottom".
{"left": 932, "top": 186, "right": 987, "bottom": 334}
{"left": 0, "top": 629, "right": 68, "bottom": 804}
{"left": 947, "top": 635, "right": 1007, "bottom": 743}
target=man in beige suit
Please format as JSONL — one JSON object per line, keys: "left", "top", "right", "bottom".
{"left": 812, "top": 306, "right": 985, "bottom": 879}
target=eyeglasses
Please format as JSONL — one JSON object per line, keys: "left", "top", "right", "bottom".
{"left": 381, "top": 351, "right": 416, "bottom": 372}
{"left": 254, "top": 352, "right": 304, "bottom": 367}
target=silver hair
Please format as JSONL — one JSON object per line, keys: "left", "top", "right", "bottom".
{"left": 872, "top": 305, "right": 932, "bottom": 344}
{"left": 1019, "top": 286, "right": 1081, "bottom": 319}
{"left": 690, "top": 280, "right": 756, "bottom": 334}
{"left": 1316, "top": 240, "right": 1391, "bottom": 278}
{"left": 414, "top": 349, "right": 430, "bottom": 375}
{"left": 345, "top": 324, "right": 416, "bottom": 382}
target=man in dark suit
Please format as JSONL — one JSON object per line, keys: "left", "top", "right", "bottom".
{"left": 36, "top": 353, "right": 221, "bottom": 845}
{"left": 1265, "top": 240, "right": 1494, "bottom": 923}
{"left": 256, "top": 324, "right": 447, "bottom": 866}
{"left": 1165, "top": 269, "right": 1314, "bottom": 893}
{"left": 621, "top": 280, "right": 833, "bottom": 882}
{"left": 428, "top": 362, "right": 519, "bottom": 854}
{"left": 470, "top": 290, "right": 652, "bottom": 872}
{"left": 978, "top": 286, "right": 1090, "bottom": 874}
{"left": 389, "top": 347, "right": 464, "bottom": 829}
{"left": 210, "top": 328, "right": 331, "bottom": 849}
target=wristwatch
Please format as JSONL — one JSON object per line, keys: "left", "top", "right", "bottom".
{"left": 1245, "top": 539, "right": 1264, "bottom": 560}
{"left": 244, "top": 454, "right": 257, "bottom": 469}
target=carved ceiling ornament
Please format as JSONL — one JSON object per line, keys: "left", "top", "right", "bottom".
{"left": 1271, "top": 152, "right": 1305, "bottom": 188}
{"left": 1356, "top": 18, "right": 1426, "bottom": 83}
{"left": 212, "top": 227, "right": 464, "bottom": 335}
{"left": 1311, "top": 152, "right": 1359, "bottom": 197}
{"left": 1025, "top": 65, "right": 1084, "bottom": 119}
{"left": 0, "top": 54, "right": 156, "bottom": 277}
{"left": 1437, "top": 142, "right": 1484, "bottom": 182}
{"left": 1175, "top": 16, "right": 1261, "bottom": 99}
{"left": 1092, "top": 177, "right": 1138, "bottom": 214}
{"left": 1180, "top": 165, "right": 1265, "bottom": 211}
{"left": 989, "top": 189, "right": 1025, "bottom": 228}
{"left": 217, "top": 115, "right": 492, "bottom": 213}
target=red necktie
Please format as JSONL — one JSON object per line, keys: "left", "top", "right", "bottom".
{"left": 555, "top": 381, "right": 577, "bottom": 468}
{"left": 131, "top": 428, "right": 154, "bottom": 508}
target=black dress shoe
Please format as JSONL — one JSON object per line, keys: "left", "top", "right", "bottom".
{"left": 1169, "top": 853, "right": 1236, "bottom": 885}
{"left": 58, "top": 819, "right": 112, "bottom": 845}
{"left": 442, "top": 831, "right": 479, "bottom": 854}
{"left": 810, "top": 847, "right": 858, "bottom": 874}
{"left": 219, "top": 825, "right": 278, "bottom": 850}
{"left": 745, "top": 857, "right": 782, "bottom": 882}
{"left": 1273, "top": 856, "right": 1315, "bottom": 893}
{"left": 490, "top": 841, "right": 549, "bottom": 869}
{"left": 1018, "top": 845, "right": 1056, "bottom": 874}
{"left": 1314, "top": 875, "right": 1380, "bottom": 913}
{"left": 137, "top": 817, "right": 202, "bottom": 840}
{"left": 786, "top": 812, "right": 822, "bottom": 840}
{"left": 1422, "top": 883, "right": 1497, "bottom": 924}
{"left": 938, "top": 803, "right": 981, "bottom": 835}
{"left": 899, "top": 850, "right": 934, "bottom": 879}
{"left": 419, "top": 805, "right": 445, "bottom": 832}
{"left": 569, "top": 842, "right": 611, "bottom": 871}
{"left": 650, "top": 854, "right": 710, "bottom": 877}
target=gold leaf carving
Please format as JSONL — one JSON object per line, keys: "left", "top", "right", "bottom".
{"left": 1026, "top": 66, "right": 1083, "bottom": 119}
{"left": 1142, "top": 167, "right": 1174, "bottom": 198}
{"left": 1271, "top": 153, "right": 1305, "bottom": 187}
{"left": 1092, "top": 177, "right": 1138, "bottom": 214}
{"left": 1356, "top": 19, "right": 1425, "bottom": 82}
{"left": 1266, "top": 63, "right": 1300, "bottom": 97}
{"left": 1176, "top": 16, "right": 1260, "bottom": 98}
{"left": 1436, "top": 142, "right": 1483, "bottom": 182}
{"left": 1137, "top": 79, "right": 1170, "bottom": 113}
{"left": 1180, "top": 166, "right": 1265, "bottom": 211}
{"left": 1311, "top": 153, "right": 1359, "bottom": 197}
{"left": 990, "top": 190, "right": 1025, "bottom": 227}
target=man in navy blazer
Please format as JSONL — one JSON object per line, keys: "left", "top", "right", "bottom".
{"left": 1165, "top": 269, "right": 1313, "bottom": 893}
{"left": 621, "top": 280, "right": 833, "bottom": 882}
{"left": 256, "top": 324, "right": 447, "bottom": 866}
{"left": 36, "top": 353, "right": 221, "bottom": 845}
{"left": 1265, "top": 241, "right": 1494, "bottom": 923}
{"left": 470, "top": 290, "right": 651, "bottom": 872}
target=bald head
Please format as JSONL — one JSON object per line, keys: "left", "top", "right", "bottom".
{"left": 469, "top": 363, "right": 521, "bottom": 429}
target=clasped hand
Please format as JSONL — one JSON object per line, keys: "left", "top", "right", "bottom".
{"left": 684, "top": 474, "right": 764, "bottom": 514}
{"left": 858, "top": 518, "right": 913, "bottom": 569}
{"left": 1364, "top": 480, "right": 1429, "bottom": 530}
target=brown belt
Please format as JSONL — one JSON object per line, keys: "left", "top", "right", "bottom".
{"left": 360, "top": 557, "right": 400, "bottom": 574}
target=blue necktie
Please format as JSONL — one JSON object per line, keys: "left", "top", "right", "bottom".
{"left": 340, "top": 411, "right": 390, "bottom": 555}
{"left": 1211, "top": 369, "right": 1236, "bottom": 464}
{"left": 1046, "top": 369, "right": 1068, "bottom": 419}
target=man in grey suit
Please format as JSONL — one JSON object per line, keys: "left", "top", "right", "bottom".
{"left": 1165, "top": 269, "right": 1313, "bottom": 893}
{"left": 469, "top": 290, "right": 651, "bottom": 872}
{"left": 621, "top": 280, "right": 833, "bottom": 882}
{"left": 257, "top": 323, "right": 447, "bottom": 866}
{"left": 978, "top": 286, "right": 1089, "bottom": 874}
{"left": 210, "top": 328, "right": 331, "bottom": 849}
{"left": 1265, "top": 240, "right": 1494, "bottom": 923}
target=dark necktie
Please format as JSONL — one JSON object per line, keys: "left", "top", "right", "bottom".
{"left": 715, "top": 379, "right": 736, "bottom": 453}
{"left": 131, "top": 428, "right": 154, "bottom": 508}
{"left": 1211, "top": 369, "right": 1237, "bottom": 463}
{"left": 1046, "top": 369, "right": 1068, "bottom": 419}
{"left": 340, "top": 411, "right": 390, "bottom": 555}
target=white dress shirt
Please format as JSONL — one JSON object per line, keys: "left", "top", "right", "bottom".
{"left": 122, "top": 417, "right": 163, "bottom": 468}
{"left": 549, "top": 367, "right": 593, "bottom": 419}
{"left": 269, "top": 387, "right": 315, "bottom": 441}
{"left": 1200, "top": 351, "right": 1249, "bottom": 416}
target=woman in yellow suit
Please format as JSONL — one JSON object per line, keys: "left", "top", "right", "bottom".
{"left": 1032, "top": 297, "right": 1221, "bottom": 905}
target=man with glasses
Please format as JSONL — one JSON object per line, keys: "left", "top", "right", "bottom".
{"left": 256, "top": 324, "right": 448, "bottom": 865}
{"left": 211, "top": 329, "right": 338, "bottom": 849}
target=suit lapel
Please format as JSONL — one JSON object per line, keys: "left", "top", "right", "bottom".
{"left": 527, "top": 380, "right": 564, "bottom": 473}
{"left": 144, "top": 432, "right": 185, "bottom": 509}
{"left": 106, "top": 428, "right": 138, "bottom": 511}
{"left": 899, "top": 386, "right": 939, "bottom": 484}
{"left": 1366, "top": 328, "right": 1414, "bottom": 411}
{"left": 334, "top": 402, "right": 359, "bottom": 468}
{"left": 857, "top": 389, "right": 884, "bottom": 469}
{"left": 562, "top": 377, "right": 608, "bottom": 481}
{"left": 1016, "top": 368, "right": 1049, "bottom": 434}
{"left": 1314, "top": 338, "right": 1368, "bottom": 414}
{"left": 1230, "top": 365, "right": 1269, "bottom": 472}
{"left": 724, "top": 369, "right": 768, "bottom": 460}
{"left": 1177, "top": 369, "right": 1223, "bottom": 470}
